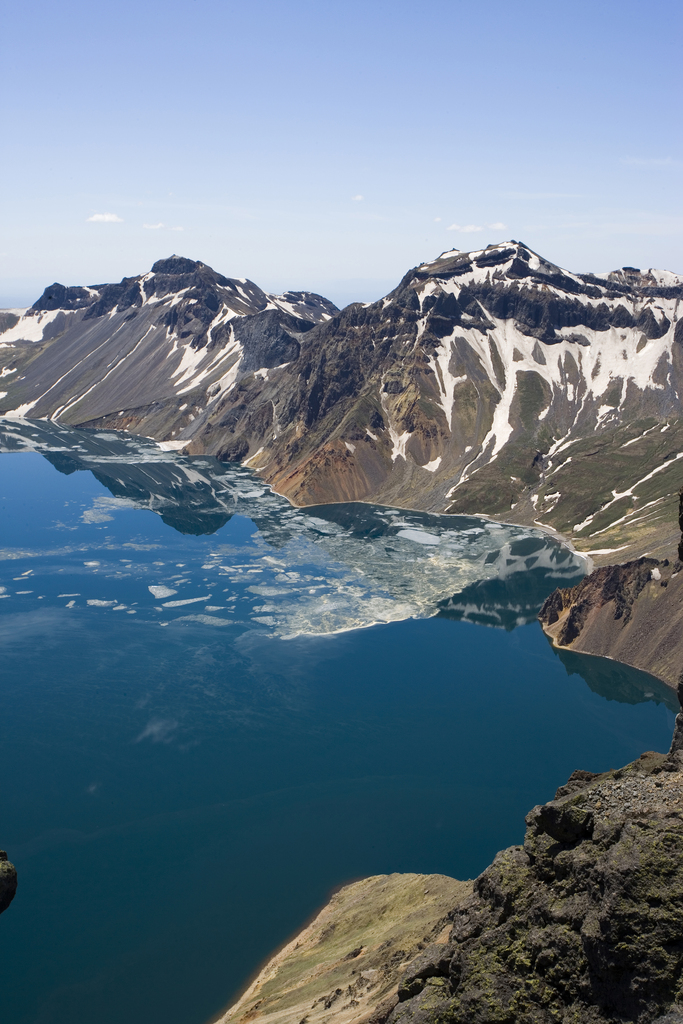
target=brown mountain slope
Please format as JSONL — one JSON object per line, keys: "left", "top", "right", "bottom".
{"left": 539, "top": 556, "right": 683, "bottom": 689}
{"left": 214, "top": 874, "right": 469, "bottom": 1024}
{"left": 538, "top": 490, "right": 683, "bottom": 688}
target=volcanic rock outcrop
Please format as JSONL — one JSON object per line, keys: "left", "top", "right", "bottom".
{"left": 386, "top": 744, "right": 683, "bottom": 1024}
{"left": 0, "top": 850, "right": 17, "bottom": 914}
{"left": 538, "top": 556, "right": 683, "bottom": 689}
{"left": 225, "top": 738, "right": 683, "bottom": 1024}
{"left": 538, "top": 486, "right": 683, "bottom": 688}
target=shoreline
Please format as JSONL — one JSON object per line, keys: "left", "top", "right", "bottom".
{"left": 539, "top": 550, "right": 683, "bottom": 693}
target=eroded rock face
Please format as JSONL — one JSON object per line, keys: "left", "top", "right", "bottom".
{"left": 539, "top": 558, "right": 665, "bottom": 644}
{"left": 389, "top": 750, "right": 683, "bottom": 1024}
{"left": 538, "top": 557, "right": 683, "bottom": 689}
{"left": 0, "top": 850, "right": 17, "bottom": 914}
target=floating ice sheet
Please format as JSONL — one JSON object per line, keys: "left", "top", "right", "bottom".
{"left": 0, "top": 418, "right": 588, "bottom": 637}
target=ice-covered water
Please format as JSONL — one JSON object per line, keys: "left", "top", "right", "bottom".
{"left": 0, "top": 419, "right": 587, "bottom": 637}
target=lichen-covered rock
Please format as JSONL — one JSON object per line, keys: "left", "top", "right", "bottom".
{"left": 389, "top": 750, "right": 683, "bottom": 1024}
{"left": 0, "top": 850, "right": 17, "bottom": 914}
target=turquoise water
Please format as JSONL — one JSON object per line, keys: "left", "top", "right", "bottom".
{"left": 0, "top": 421, "right": 676, "bottom": 1024}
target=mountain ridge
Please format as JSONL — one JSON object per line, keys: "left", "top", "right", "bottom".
{"left": 2, "top": 243, "right": 682, "bottom": 563}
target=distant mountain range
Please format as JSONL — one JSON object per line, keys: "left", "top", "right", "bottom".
{"left": 2, "top": 244, "right": 682, "bottom": 561}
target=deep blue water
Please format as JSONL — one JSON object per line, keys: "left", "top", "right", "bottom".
{"left": 0, "top": 422, "right": 676, "bottom": 1024}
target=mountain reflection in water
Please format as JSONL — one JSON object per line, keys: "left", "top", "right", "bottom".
{"left": 0, "top": 418, "right": 588, "bottom": 637}
{"left": 554, "top": 647, "right": 678, "bottom": 712}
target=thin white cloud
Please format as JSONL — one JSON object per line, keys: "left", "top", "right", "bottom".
{"left": 143, "top": 222, "right": 165, "bottom": 230}
{"left": 86, "top": 212, "right": 123, "bottom": 223}
{"left": 434, "top": 217, "right": 442, "bottom": 222}
{"left": 351, "top": 194, "right": 364, "bottom": 201}
{"left": 447, "top": 223, "right": 483, "bottom": 233}
{"left": 171, "top": 226, "right": 184, "bottom": 232}
{"left": 488, "top": 221, "right": 506, "bottom": 230}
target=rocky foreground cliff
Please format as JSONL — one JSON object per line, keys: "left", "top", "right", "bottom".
{"left": 2, "top": 244, "right": 683, "bottom": 562}
{"left": 219, "top": 734, "right": 683, "bottom": 1024}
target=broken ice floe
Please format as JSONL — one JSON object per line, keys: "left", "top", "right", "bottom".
{"left": 0, "top": 419, "right": 588, "bottom": 637}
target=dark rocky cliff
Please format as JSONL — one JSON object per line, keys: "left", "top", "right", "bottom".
{"left": 0, "top": 850, "right": 17, "bottom": 914}
{"left": 538, "top": 489, "right": 683, "bottom": 688}
{"left": 386, "top": 742, "right": 683, "bottom": 1024}
{"left": 538, "top": 556, "right": 683, "bottom": 689}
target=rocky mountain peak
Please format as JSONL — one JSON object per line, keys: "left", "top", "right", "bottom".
{"left": 408, "top": 240, "right": 683, "bottom": 306}
{"left": 31, "top": 282, "right": 101, "bottom": 312}
{"left": 150, "top": 255, "right": 203, "bottom": 275}
{"left": 27, "top": 257, "right": 339, "bottom": 330}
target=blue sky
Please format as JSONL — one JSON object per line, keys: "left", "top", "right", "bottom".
{"left": 2, "top": 0, "right": 681, "bottom": 307}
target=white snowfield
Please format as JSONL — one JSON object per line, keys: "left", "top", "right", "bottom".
{"left": 415, "top": 243, "right": 681, "bottom": 469}
{"left": 0, "top": 307, "right": 67, "bottom": 344}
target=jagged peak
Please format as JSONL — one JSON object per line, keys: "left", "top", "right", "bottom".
{"left": 592, "top": 266, "right": 683, "bottom": 290}
{"left": 150, "top": 255, "right": 203, "bottom": 275}
{"left": 407, "top": 241, "right": 683, "bottom": 303}
{"left": 24, "top": 258, "right": 337, "bottom": 331}
{"left": 410, "top": 240, "right": 579, "bottom": 295}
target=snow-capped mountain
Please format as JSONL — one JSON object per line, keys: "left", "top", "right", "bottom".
{"left": 0, "top": 255, "right": 337, "bottom": 431}
{"left": 2, "top": 244, "right": 682, "bottom": 561}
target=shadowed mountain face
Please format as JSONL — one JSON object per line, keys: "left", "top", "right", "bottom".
{"left": 2, "top": 245, "right": 682, "bottom": 561}
{"left": 0, "top": 255, "right": 337, "bottom": 443}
